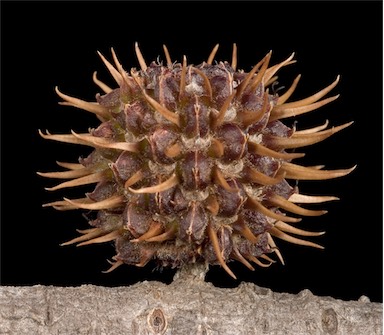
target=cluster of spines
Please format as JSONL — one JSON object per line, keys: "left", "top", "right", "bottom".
{"left": 38, "top": 43, "right": 355, "bottom": 279}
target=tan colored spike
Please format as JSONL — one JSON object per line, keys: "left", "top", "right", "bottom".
{"left": 103, "top": 259, "right": 124, "bottom": 273}
{"left": 39, "top": 129, "right": 91, "bottom": 146}
{"left": 274, "top": 221, "right": 325, "bottom": 237}
{"left": 179, "top": 55, "right": 187, "bottom": 99}
{"left": 269, "top": 95, "right": 339, "bottom": 122}
{"left": 164, "top": 142, "right": 182, "bottom": 158}
{"left": 213, "top": 91, "right": 236, "bottom": 129}
{"left": 213, "top": 167, "right": 237, "bottom": 192}
{"left": 192, "top": 67, "right": 213, "bottom": 100}
{"left": 247, "top": 255, "right": 273, "bottom": 268}
{"left": 268, "top": 193, "right": 327, "bottom": 216}
{"left": 145, "top": 224, "right": 177, "bottom": 243}
{"left": 207, "top": 44, "right": 219, "bottom": 65}
{"left": 231, "top": 43, "right": 237, "bottom": 70}
{"left": 134, "top": 42, "right": 147, "bottom": 71}
{"left": 208, "top": 138, "right": 225, "bottom": 158}
{"left": 244, "top": 166, "right": 285, "bottom": 186}
{"left": 128, "top": 174, "right": 178, "bottom": 194}
{"left": 163, "top": 44, "right": 172, "bottom": 67}
{"left": 64, "top": 194, "right": 125, "bottom": 210}
{"left": 37, "top": 167, "right": 93, "bottom": 179}
{"left": 239, "top": 91, "right": 270, "bottom": 126}
{"left": 277, "top": 74, "right": 301, "bottom": 105}
{"left": 232, "top": 219, "right": 260, "bottom": 244}
{"left": 248, "top": 141, "right": 305, "bottom": 160}
{"left": 248, "top": 52, "right": 272, "bottom": 92}
{"left": 130, "top": 221, "right": 164, "bottom": 242}
{"left": 267, "top": 121, "right": 353, "bottom": 149}
{"left": 56, "top": 161, "right": 83, "bottom": 170}
{"left": 294, "top": 120, "right": 329, "bottom": 135}
{"left": 268, "top": 234, "right": 285, "bottom": 265}
{"left": 60, "top": 228, "right": 102, "bottom": 246}
{"left": 246, "top": 197, "right": 301, "bottom": 223}
{"left": 42, "top": 197, "right": 93, "bottom": 211}
{"left": 44, "top": 171, "right": 106, "bottom": 191}
{"left": 236, "top": 52, "right": 269, "bottom": 98}
{"left": 141, "top": 89, "right": 181, "bottom": 127}
{"left": 205, "top": 195, "right": 220, "bottom": 216}
{"left": 289, "top": 193, "right": 339, "bottom": 203}
{"left": 77, "top": 230, "right": 120, "bottom": 246}
{"left": 260, "top": 254, "right": 276, "bottom": 263}
{"left": 55, "top": 87, "right": 110, "bottom": 120}
{"left": 274, "top": 75, "right": 340, "bottom": 113}
{"left": 97, "top": 51, "right": 123, "bottom": 85}
{"left": 124, "top": 169, "right": 145, "bottom": 188}
{"left": 231, "top": 246, "right": 255, "bottom": 271}
{"left": 70, "top": 131, "right": 139, "bottom": 152}
{"left": 263, "top": 52, "right": 296, "bottom": 84}
{"left": 207, "top": 224, "right": 237, "bottom": 279}
{"left": 282, "top": 162, "right": 356, "bottom": 180}
{"left": 92, "top": 71, "right": 113, "bottom": 94}
{"left": 269, "top": 226, "right": 324, "bottom": 249}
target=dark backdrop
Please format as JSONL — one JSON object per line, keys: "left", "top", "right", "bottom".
{"left": 1, "top": 1, "right": 382, "bottom": 303}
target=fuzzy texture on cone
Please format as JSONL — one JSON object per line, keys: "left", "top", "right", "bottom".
{"left": 39, "top": 43, "right": 355, "bottom": 279}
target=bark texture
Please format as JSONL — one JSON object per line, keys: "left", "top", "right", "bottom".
{"left": 0, "top": 267, "right": 382, "bottom": 335}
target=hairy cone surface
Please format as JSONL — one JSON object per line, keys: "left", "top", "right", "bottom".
{"left": 39, "top": 43, "right": 355, "bottom": 278}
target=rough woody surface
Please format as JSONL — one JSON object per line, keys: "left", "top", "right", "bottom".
{"left": 0, "top": 266, "right": 382, "bottom": 335}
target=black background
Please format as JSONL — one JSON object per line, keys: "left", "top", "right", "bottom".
{"left": 1, "top": 1, "right": 382, "bottom": 303}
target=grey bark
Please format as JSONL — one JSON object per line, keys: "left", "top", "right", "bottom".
{"left": 0, "top": 266, "right": 382, "bottom": 335}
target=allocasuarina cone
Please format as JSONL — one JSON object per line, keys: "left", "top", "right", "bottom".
{"left": 39, "top": 43, "right": 355, "bottom": 279}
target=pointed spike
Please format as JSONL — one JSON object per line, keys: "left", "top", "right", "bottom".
{"left": 96, "top": 50, "right": 123, "bottom": 85}
{"left": 205, "top": 195, "right": 220, "bottom": 216}
{"left": 267, "top": 234, "right": 285, "bottom": 265}
{"left": 289, "top": 193, "right": 340, "bottom": 204}
{"left": 44, "top": 171, "right": 106, "bottom": 191}
{"left": 266, "top": 121, "right": 353, "bottom": 149}
{"left": 268, "top": 193, "right": 328, "bottom": 216}
{"left": 231, "top": 247, "right": 255, "bottom": 271}
{"left": 207, "top": 44, "right": 219, "bottom": 65}
{"left": 269, "top": 226, "right": 324, "bottom": 249}
{"left": 263, "top": 52, "right": 296, "bottom": 84}
{"left": 246, "top": 197, "right": 301, "bottom": 223}
{"left": 208, "top": 138, "right": 225, "bottom": 158}
{"left": 60, "top": 228, "right": 102, "bottom": 246}
{"left": 129, "top": 174, "right": 178, "bottom": 194}
{"left": 134, "top": 42, "right": 147, "bottom": 71}
{"left": 260, "top": 254, "right": 276, "bottom": 263}
{"left": 282, "top": 162, "right": 357, "bottom": 180}
{"left": 92, "top": 71, "right": 113, "bottom": 93}
{"left": 144, "top": 224, "right": 177, "bottom": 243}
{"left": 248, "top": 141, "right": 305, "bottom": 160}
{"left": 192, "top": 67, "right": 213, "bottom": 100}
{"left": 277, "top": 74, "right": 301, "bottom": 105}
{"left": 77, "top": 230, "right": 120, "bottom": 246}
{"left": 248, "top": 52, "right": 272, "bottom": 92}
{"left": 102, "top": 260, "right": 124, "bottom": 273}
{"left": 43, "top": 197, "right": 93, "bottom": 211}
{"left": 124, "top": 169, "right": 145, "bottom": 188}
{"left": 56, "top": 161, "right": 83, "bottom": 170}
{"left": 213, "top": 91, "right": 236, "bottom": 129}
{"left": 232, "top": 218, "right": 260, "bottom": 244}
{"left": 39, "top": 129, "right": 90, "bottom": 146}
{"left": 179, "top": 55, "right": 187, "bottom": 99}
{"left": 239, "top": 90, "right": 270, "bottom": 126}
{"left": 37, "top": 167, "right": 93, "bottom": 179}
{"left": 243, "top": 166, "right": 286, "bottom": 186}
{"left": 247, "top": 255, "right": 273, "bottom": 268}
{"left": 231, "top": 43, "right": 237, "bottom": 70}
{"left": 141, "top": 90, "right": 180, "bottom": 126}
{"left": 294, "top": 120, "right": 329, "bottom": 135}
{"left": 274, "top": 75, "right": 340, "bottom": 112}
{"left": 163, "top": 44, "right": 172, "bottom": 67}
{"left": 130, "top": 221, "right": 164, "bottom": 242}
{"left": 269, "top": 95, "right": 340, "bottom": 122}
{"left": 274, "top": 221, "right": 325, "bottom": 237}
{"left": 213, "top": 167, "right": 238, "bottom": 192}
{"left": 207, "top": 224, "right": 237, "bottom": 279}
{"left": 64, "top": 195, "right": 125, "bottom": 210}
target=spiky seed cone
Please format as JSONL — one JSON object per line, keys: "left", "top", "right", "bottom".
{"left": 39, "top": 43, "right": 355, "bottom": 279}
